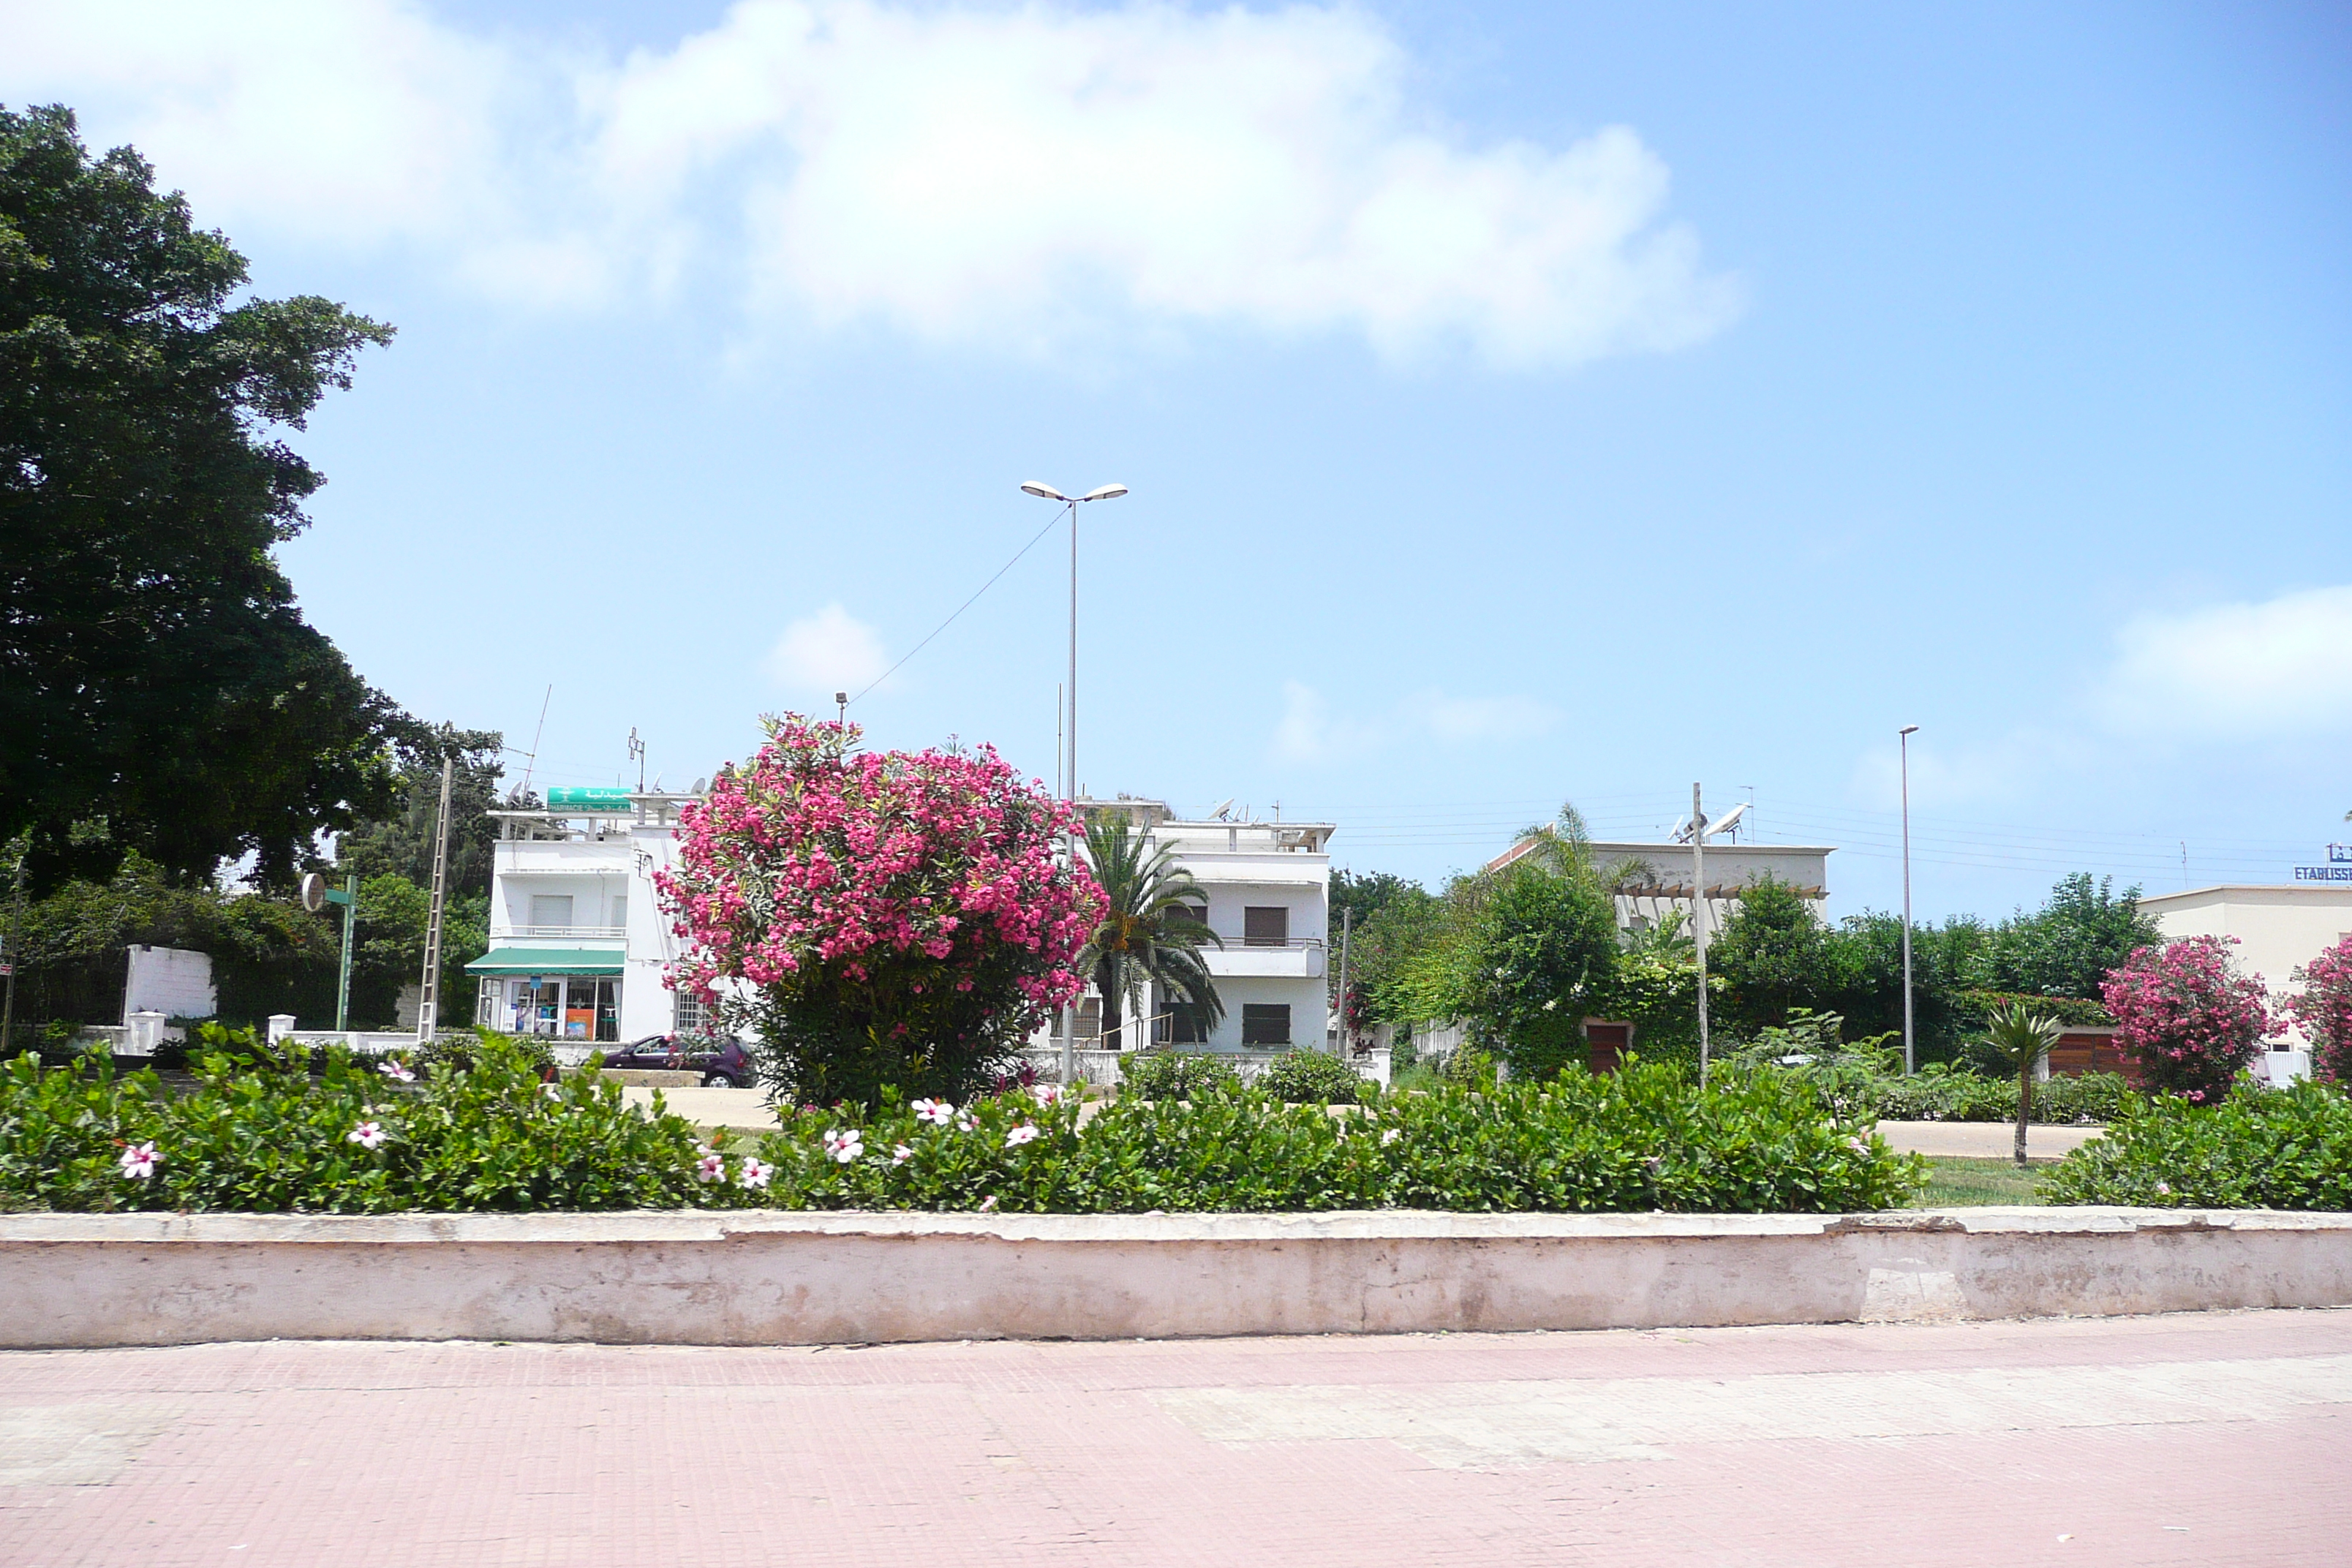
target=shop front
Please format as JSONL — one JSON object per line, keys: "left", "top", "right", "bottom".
{"left": 464, "top": 946, "right": 625, "bottom": 1042}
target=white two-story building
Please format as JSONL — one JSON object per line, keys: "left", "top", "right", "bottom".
{"left": 1056, "top": 796, "right": 1335, "bottom": 1055}
{"left": 465, "top": 788, "right": 709, "bottom": 1044}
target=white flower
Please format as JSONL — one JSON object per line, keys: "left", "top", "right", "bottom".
{"left": 347, "top": 1121, "right": 388, "bottom": 1150}
{"left": 1381, "top": 1128, "right": 1401, "bottom": 1146}
{"left": 1005, "top": 1123, "right": 1041, "bottom": 1149}
{"left": 695, "top": 1151, "right": 727, "bottom": 1183}
{"left": 1032, "top": 1085, "right": 1064, "bottom": 1107}
{"left": 2155, "top": 1181, "right": 2171, "bottom": 1196}
{"left": 540, "top": 1082, "right": 562, "bottom": 1101}
{"left": 978, "top": 1194, "right": 999, "bottom": 1212}
{"left": 954, "top": 1112, "right": 976, "bottom": 1132}
{"left": 736, "top": 1157, "right": 773, "bottom": 1191}
{"left": 117, "top": 1142, "right": 159, "bottom": 1181}
{"left": 823, "top": 1128, "right": 864, "bottom": 1164}
{"left": 378, "top": 1060, "right": 416, "bottom": 1083}
{"left": 891, "top": 1142, "right": 914, "bottom": 1166}
{"left": 1845, "top": 1136, "right": 1869, "bottom": 1154}
{"left": 911, "top": 1098, "right": 955, "bottom": 1125}
{"left": 1542, "top": 998, "right": 1558, "bottom": 1011}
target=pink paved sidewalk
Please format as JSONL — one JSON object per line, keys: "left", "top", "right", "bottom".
{"left": 4, "top": 1309, "right": 2347, "bottom": 1567}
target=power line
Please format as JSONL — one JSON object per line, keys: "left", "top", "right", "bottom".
{"left": 847, "top": 509, "right": 1066, "bottom": 709}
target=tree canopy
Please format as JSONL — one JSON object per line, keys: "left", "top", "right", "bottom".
{"left": 1, "top": 104, "right": 402, "bottom": 892}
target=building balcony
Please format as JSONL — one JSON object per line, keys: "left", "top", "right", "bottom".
{"left": 1204, "top": 938, "right": 1326, "bottom": 979}
{"left": 488, "top": 925, "right": 627, "bottom": 942}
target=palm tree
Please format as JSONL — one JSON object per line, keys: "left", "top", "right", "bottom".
{"left": 1077, "top": 811, "right": 1223, "bottom": 1051}
{"left": 1980, "top": 1002, "right": 2065, "bottom": 1167}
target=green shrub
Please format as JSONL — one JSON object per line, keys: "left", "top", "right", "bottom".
{"left": 1118, "top": 1049, "right": 1241, "bottom": 1101}
{"left": 1438, "top": 1047, "right": 1498, "bottom": 1090}
{"left": 750, "top": 1059, "right": 1924, "bottom": 1214}
{"left": 1256, "top": 1049, "right": 1369, "bottom": 1104}
{"left": 0, "top": 1036, "right": 738, "bottom": 1213}
{"left": 2040, "top": 1082, "right": 2352, "bottom": 1209}
{"left": 1869, "top": 1066, "right": 2133, "bottom": 1124}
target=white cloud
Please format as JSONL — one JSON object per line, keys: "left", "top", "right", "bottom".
{"left": 1, "top": 0, "right": 1741, "bottom": 364}
{"left": 765, "top": 603, "right": 889, "bottom": 693}
{"left": 2100, "top": 584, "right": 2352, "bottom": 739}
{"left": 1275, "top": 680, "right": 1556, "bottom": 763}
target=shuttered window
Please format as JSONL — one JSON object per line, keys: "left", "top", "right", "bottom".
{"left": 1243, "top": 906, "right": 1289, "bottom": 946}
{"left": 1240, "top": 1004, "right": 1291, "bottom": 1045}
{"left": 529, "top": 894, "right": 574, "bottom": 930}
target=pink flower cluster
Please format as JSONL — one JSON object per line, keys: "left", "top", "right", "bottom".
{"left": 657, "top": 713, "right": 1104, "bottom": 1040}
{"left": 2288, "top": 935, "right": 2352, "bottom": 1082}
{"left": 2101, "top": 935, "right": 2274, "bottom": 1102}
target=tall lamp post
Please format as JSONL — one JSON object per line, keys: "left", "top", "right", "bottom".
{"left": 1899, "top": 724, "right": 1920, "bottom": 1076}
{"left": 1019, "top": 479, "right": 1128, "bottom": 1086}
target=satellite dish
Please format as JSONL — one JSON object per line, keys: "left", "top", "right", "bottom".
{"left": 691, "top": 777, "right": 709, "bottom": 795}
{"left": 1209, "top": 798, "right": 1235, "bottom": 821}
{"left": 1704, "top": 802, "right": 1749, "bottom": 841}
{"left": 299, "top": 872, "right": 327, "bottom": 913}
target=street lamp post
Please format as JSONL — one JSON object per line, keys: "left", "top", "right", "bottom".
{"left": 1019, "top": 480, "right": 1128, "bottom": 1087}
{"left": 1899, "top": 724, "right": 1920, "bottom": 1076}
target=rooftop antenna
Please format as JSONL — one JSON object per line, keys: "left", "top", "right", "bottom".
{"left": 1741, "top": 785, "right": 1756, "bottom": 843}
{"left": 1209, "top": 798, "right": 1235, "bottom": 821}
{"left": 627, "top": 727, "right": 646, "bottom": 792}
{"left": 516, "top": 684, "right": 552, "bottom": 799}
{"left": 835, "top": 691, "right": 848, "bottom": 726}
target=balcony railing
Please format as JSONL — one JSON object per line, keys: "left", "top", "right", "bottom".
{"left": 1234, "top": 936, "right": 1326, "bottom": 951}
{"left": 490, "top": 925, "right": 627, "bottom": 941}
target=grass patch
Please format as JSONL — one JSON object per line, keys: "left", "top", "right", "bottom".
{"left": 1911, "top": 1156, "right": 2050, "bottom": 1207}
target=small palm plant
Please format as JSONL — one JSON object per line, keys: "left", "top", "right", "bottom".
{"left": 1980, "top": 1002, "right": 2065, "bottom": 1167}
{"left": 1077, "top": 811, "right": 1224, "bottom": 1051}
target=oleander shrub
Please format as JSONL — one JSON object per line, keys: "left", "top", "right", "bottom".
{"left": 750, "top": 1059, "right": 1924, "bottom": 1214}
{"left": 1256, "top": 1049, "right": 1370, "bottom": 1104}
{"left": 2101, "top": 935, "right": 2274, "bottom": 1103}
{"left": 0, "top": 1035, "right": 749, "bottom": 1213}
{"left": 1117, "top": 1049, "right": 1241, "bottom": 1101}
{"left": 2039, "top": 1082, "right": 2352, "bottom": 1209}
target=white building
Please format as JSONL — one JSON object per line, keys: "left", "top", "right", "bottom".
{"left": 1058, "top": 796, "right": 1334, "bottom": 1054}
{"left": 466, "top": 788, "right": 706, "bottom": 1044}
{"left": 1486, "top": 834, "right": 1835, "bottom": 937}
{"left": 2140, "top": 881, "right": 2352, "bottom": 1049}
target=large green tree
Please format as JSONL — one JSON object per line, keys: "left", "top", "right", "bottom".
{"left": 1711, "top": 875, "right": 1855, "bottom": 1033}
{"left": 333, "top": 725, "right": 508, "bottom": 897}
{"left": 1964, "top": 873, "right": 2158, "bottom": 1000}
{"left": 1, "top": 104, "right": 401, "bottom": 892}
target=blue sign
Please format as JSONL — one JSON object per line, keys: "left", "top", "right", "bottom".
{"left": 2294, "top": 846, "right": 2352, "bottom": 882}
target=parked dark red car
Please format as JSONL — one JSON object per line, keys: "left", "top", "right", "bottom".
{"left": 599, "top": 1033, "right": 755, "bottom": 1088}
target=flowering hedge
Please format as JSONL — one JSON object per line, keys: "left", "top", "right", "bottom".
{"left": 746, "top": 1060, "right": 1924, "bottom": 1213}
{"left": 1, "top": 1041, "right": 1923, "bottom": 1215}
{"left": 2288, "top": 934, "right": 2352, "bottom": 1082}
{"left": 2039, "top": 1081, "right": 2352, "bottom": 1209}
{"left": 0, "top": 1037, "right": 734, "bottom": 1213}
{"left": 2100, "top": 935, "right": 2273, "bottom": 1102}
{"left": 658, "top": 715, "right": 1102, "bottom": 1106}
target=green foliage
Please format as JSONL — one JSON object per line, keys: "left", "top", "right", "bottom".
{"left": 332, "top": 728, "right": 507, "bottom": 898}
{"left": 2040, "top": 1082, "right": 2352, "bottom": 1209}
{"left": 750, "top": 1061, "right": 1924, "bottom": 1213}
{"left": 1256, "top": 1049, "right": 1368, "bottom": 1104}
{"left": 1711, "top": 877, "right": 1854, "bottom": 1033}
{"left": 1437, "top": 1047, "right": 1499, "bottom": 1090}
{"left": 1117, "top": 1049, "right": 1241, "bottom": 1101}
{"left": 1469, "top": 861, "right": 1619, "bottom": 1081}
{"left": 0, "top": 104, "right": 407, "bottom": 892}
{"left": 1079, "top": 810, "right": 1222, "bottom": 1049}
{"left": 1873, "top": 1068, "right": 2133, "bottom": 1125}
{"left": 1722, "top": 1012, "right": 1899, "bottom": 1119}
{"left": 1964, "top": 874, "right": 2158, "bottom": 1000}
{"left": 0, "top": 1031, "right": 718, "bottom": 1212}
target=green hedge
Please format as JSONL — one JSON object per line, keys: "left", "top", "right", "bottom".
{"left": 1871, "top": 1069, "right": 2133, "bottom": 1126}
{"left": 0, "top": 1041, "right": 1925, "bottom": 1215}
{"left": 2039, "top": 1082, "right": 2352, "bottom": 1209}
{"left": 755, "top": 1060, "right": 1922, "bottom": 1213}
{"left": 1255, "top": 1049, "right": 1370, "bottom": 1104}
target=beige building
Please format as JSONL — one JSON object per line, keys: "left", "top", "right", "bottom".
{"left": 2138, "top": 883, "right": 2352, "bottom": 1049}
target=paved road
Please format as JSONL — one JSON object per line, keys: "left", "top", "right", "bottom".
{"left": 4, "top": 1310, "right": 2344, "bottom": 1567}
{"left": 1872, "top": 1119, "right": 2103, "bottom": 1160}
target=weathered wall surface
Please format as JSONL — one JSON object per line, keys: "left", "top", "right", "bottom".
{"left": 6, "top": 1208, "right": 2349, "bottom": 1349}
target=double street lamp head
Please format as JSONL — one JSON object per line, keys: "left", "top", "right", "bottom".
{"left": 1019, "top": 480, "right": 1128, "bottom": 504}
{"left": 1899, "top": 724, "right": 1920, "bottom": 738}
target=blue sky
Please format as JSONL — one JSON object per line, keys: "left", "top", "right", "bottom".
{"left": 7, "top": 1, "right": 2348, "bottom": 921}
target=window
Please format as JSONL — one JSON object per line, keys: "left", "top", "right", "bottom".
{"left": 1172, "top": 901, "right": 1209, "bottom": 932}
{"left": 1243, "top": 906, "right": 1289, "bottom": 947}
{"left": 1162, "top": 1000, "right": 1210, "bottom": 1045}
{"left": 673, "top": 993, "right": 709, "bottom": 1034}
{"left": 609, "top": 894, "right": 627, "bottom": 932}
{"left": 1241, "top": 1003, "right": 1291, "bottom": 1046}
{"left": 529, "top": 894, "right": 574, "bottom": 930}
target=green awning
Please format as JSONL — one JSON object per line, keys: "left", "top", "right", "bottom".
{"left": 464, "top": 946, "right": 626, "bottom": 977}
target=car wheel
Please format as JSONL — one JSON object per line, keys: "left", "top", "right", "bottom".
{"left": 701, "top": 1071, "right": 735, "bottom": 1088}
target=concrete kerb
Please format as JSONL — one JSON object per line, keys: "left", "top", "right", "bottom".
{"left": 6, "top": 1207, "right": 2351, "bottom": 1349}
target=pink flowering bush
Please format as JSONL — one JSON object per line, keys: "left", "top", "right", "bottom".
{"left": 2288, "top": 934, "right": 2352, "bottom": 1082}
{"left": 658, "top": 715, "right": 1103, "bottom": 1107}
{"left": 2101, "top": 935, "right": 2274, "bottom": 1102}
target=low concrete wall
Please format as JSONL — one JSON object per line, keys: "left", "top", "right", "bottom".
{"left": 5, "top": 1208, "right": 2351, "bottom": 1349}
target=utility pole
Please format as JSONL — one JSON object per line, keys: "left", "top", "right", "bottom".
{"left": 331, "top": 876, "right": 357, "bottom": 1031}
{"left": 1692, "top": 783, "right": 1710, "bottom": 1090}
{"left": 1337, "top": 905, "right": 1353, "bottom": 1058}
{"left": 416, "top": 756, "right": 454, "bottom": 1042}
{"left": 1, "top": 843, "right": 23, "bottom": 1052}
{"left": 1899, "top": 725, "right": 1920, "bottom": 1076}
